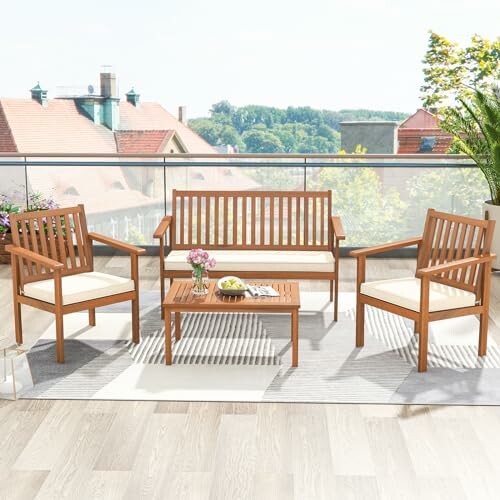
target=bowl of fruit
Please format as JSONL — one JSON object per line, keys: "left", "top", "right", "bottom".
{"left": 217, "top": 276, "right": 247, "bottom": 296}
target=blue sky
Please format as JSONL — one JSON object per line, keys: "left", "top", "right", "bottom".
{"left": 1, "top": 0, "right": 498, "bottom": 118}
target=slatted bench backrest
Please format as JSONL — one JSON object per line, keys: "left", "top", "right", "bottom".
{"left": 417, "top": 209, "right": 495, "bottom": 296}
{"left": 9, "top": 204, "right": 92, "bottom": 285}
{"left": 171, "top": 190, "right": 333, "bottom": 251}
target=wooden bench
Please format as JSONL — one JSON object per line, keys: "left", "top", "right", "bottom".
{"left": 154, "top": 190, "right": 345, "bottom": 319}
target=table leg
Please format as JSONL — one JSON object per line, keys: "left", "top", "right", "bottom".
{"left": 291, "top": 309, "right": 298, "bottom": 367}
{"left": 165, "top": 309, "right": 172, "bottom": 365}
{"left": 175, "top": 312, "right": 181, "bottom": 341}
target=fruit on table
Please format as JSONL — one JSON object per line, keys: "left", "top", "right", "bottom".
{"left": 221, "top": 278, "right": 245, "bottom": 290}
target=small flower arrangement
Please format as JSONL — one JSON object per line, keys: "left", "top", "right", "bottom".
{"left": 187, "top": 248, "right": 216, "bottom": 295}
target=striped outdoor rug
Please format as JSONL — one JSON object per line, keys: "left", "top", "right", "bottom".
{"left": 349, "top": 307, "right": 500, "bottom": 369}
{"left": 127, "top": 312, "right": 281, "bottom": 366}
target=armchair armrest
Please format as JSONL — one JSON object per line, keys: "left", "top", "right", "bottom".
{"left": 350, "top": 236, "right": 423, "bottom": 258}
{"left": 330, "top": 216, "right": 346, "bottom": 241}
{"left": 416, "top": 254, "right": 496, "bottom": 277}
{"left": 6, "top": 245, "right": 64, "bottom": 270}
{"left": 153, "top": 216, "right": 172, "bottom": 239}
{"left": 88, "top": 233, "right": 146, "bottom": 256}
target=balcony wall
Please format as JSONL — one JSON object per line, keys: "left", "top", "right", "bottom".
{"left": 0, "top": 154, "right": 487, "bottom": 249}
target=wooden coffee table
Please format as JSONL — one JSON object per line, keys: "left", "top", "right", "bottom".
{"left": 163, "top": 281, "right": 301, "bottom": 366}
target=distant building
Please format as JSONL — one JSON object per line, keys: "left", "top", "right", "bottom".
{"left": 0, "top": 72, "right": 257, "bottom": 242}
{"left": 340, "top": 121, "right": 399, "bottom": 154}
{"left": 397, "top": 108, "right": 453, "bottom": 154}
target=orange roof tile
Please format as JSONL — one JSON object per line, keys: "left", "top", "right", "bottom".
{"left": 118, "top": 101, "right": 215, "bottom": 154}
{"left": 115, "top": 130, "right": 178, "bottom": 153}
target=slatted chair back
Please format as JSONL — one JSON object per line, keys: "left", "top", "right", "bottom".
{"left": 9, "top": 204, "right": 93, "bottom": 285}
{"left": 171, "top": 190, "right": 333, "bottom": 251}
{"left": 416, "top": 209, "right": 495, "bottom": 297}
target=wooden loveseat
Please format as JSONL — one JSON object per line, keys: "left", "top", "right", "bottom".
{"left": 154, "top": 190, "right": 345, "bottom": 319}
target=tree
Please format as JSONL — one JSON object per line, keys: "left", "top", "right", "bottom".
{"left": 242, "top": 128, "right": 284, "bottom": 153}
{"left": 441, "top": 86, "right": 500, "bottom": 205}
{"left": 420, "top": 31, "right": 500, "bottom": 108}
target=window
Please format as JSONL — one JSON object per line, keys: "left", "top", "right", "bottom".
{"left": 419, "top": 136, "right": 436, "bottom": 153}
{"left": 111, "top": 181, "right": 125, "bottom": 190}
{"left": 63, "top": 187, "right": 80, "bottom": 196}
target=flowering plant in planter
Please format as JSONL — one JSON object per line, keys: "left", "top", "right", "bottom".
{"left": 0, "top": 195, "right": 21, "bottom": 240}
{"left": 0, "top": 192, "right": 61, "bottom": 264}
{"left": 186, "top": 248, "right": 216, "bottom": 295}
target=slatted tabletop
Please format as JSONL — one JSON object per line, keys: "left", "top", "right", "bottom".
{"left": 163, "top": 281, "right": 300, "bottom": 312}
{"left": 163, "top": 281, "right": 301, "bottom": 366}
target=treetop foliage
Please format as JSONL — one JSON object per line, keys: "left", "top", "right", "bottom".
{"left": 189, "top": 101, "right": 408, "bottom": 154}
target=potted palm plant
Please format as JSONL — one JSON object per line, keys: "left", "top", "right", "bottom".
{"left": 441, "top": 86, "right": 500, "bottom": 269}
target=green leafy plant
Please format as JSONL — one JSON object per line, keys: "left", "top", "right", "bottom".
{"left": 441, "top": 86, "right": 500, "bottom": 205}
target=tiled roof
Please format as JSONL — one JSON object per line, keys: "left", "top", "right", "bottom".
{"left": 0, "top": 98, "right": 216, "bottom": 154}
{"left": 397, "top": 109, "right": 453, "bottom": 154}
{"left": 115, "top": 130, "right": 177, "bottom": 153}
{"left": 0, "top": 98, "right": 117, "bottom": 153}
{"left": 118, "top": 101, "right": 215, "bottom": 153}
{"left": 399, "top": 108, "right": 439, "bottom": 129}
{"left": 0, "top": 102, "right": 17, "bottom": 152}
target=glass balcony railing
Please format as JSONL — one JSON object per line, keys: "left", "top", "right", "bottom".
{"left": 0, "top": 153, "right": 486, "bottom": 248}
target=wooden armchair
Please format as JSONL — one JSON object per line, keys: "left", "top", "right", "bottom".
{"left": 7, "top": 204, "right": 145, "bottom": 363}
{"left": 350, "top": 209, "right": 496, "bottom": 372}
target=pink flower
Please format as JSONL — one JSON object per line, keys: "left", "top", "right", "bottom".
{"left": 186, "top": 248, "right": 216, "bottom": 270}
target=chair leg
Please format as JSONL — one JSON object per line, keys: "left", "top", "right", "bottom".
{"left": 414, "top": 320, "right": 419, "bottom": 334}
{"left": 479, "top": 312, "right": 488, "bottom": 356}
{"left": 132, "top": 297, "right": 140, "bottom": 344}
{"left": 356, "top": 299, "right": 365, "bottom": 347}
{"left": 333, "top": 279, "right": 339, "bottom": 321}
{"left": 418, "top": 318, "right": 429, "bottom": 372}
{"left": 89, "top": 308, "right": 96, "bottom": 326}
{"left": 160, "top": 272, "right": 165, "bottom": 320}
{"left": 55, "top": 312, "right": 64, "bottom": 363}
{"left": 14, "top": 299, "right": 23, "bottom": 344}
{"left": 329, "top": 280, "right": 334, "bottom": 302}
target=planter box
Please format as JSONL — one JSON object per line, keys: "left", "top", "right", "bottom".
{"left": 484, "top": 201, "right": 500, "bottom": 270}
{"left": 0, "top": 233, "right": 13, "bottom": 264}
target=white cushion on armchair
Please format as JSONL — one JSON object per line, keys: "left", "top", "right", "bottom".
{"left": 361, "top": 277, "right": 477, "bottom": 312}
{"left": 23, "top": 271, "right": 135, "bottom": 305}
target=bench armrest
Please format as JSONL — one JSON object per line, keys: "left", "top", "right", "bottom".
{"left": 88, "top": 233, "right": 146, "bottom": 256}
{"left": 330, "top": 216, "right": 346, "bottom": 241}
{"left": 153, "top": 216, "right": 172, "bottom": 239}
{"left": 350, "top": 236, "right": 423, "bottom": 258}
{"left": 6, "top": 245, "right": 64, "bottom": 270}
{"left": 416, "top": 254, "right": 496, "bottom": 277}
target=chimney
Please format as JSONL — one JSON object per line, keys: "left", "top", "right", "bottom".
{"left": 99, "top": 71, "right": 119, "bottom": 131}
{"left": 178, "top": 105, "right": 187, "bottom": 125}
{"left": 100, "top": 72, "right": 117, "bottom": 98}
{"left": 30, "top": 82, "right": 48, "bottom": 107}
{"left": 126, "top": 88, "right": 140, "bottom": 106}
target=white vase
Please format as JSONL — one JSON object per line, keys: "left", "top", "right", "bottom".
{"left": 483, "top": 201, "right": 500, "bottom": 270}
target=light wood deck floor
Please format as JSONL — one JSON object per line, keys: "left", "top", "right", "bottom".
{"left": 0, "top": 257, "right": 499, "bottom": 500}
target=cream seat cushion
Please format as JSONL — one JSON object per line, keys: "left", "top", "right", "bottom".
{"left": 23, "top": 271, "right": 135, "bottom": 305}
{"left": 165, "top": 250, "right": 334, "bottom": 273}
{"left": 361, "top": 277, "right": 476, "bottom": 313}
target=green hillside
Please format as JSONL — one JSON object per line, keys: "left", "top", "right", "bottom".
{"left": 189, "top": 101, "right": 409, "bottom": 154}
